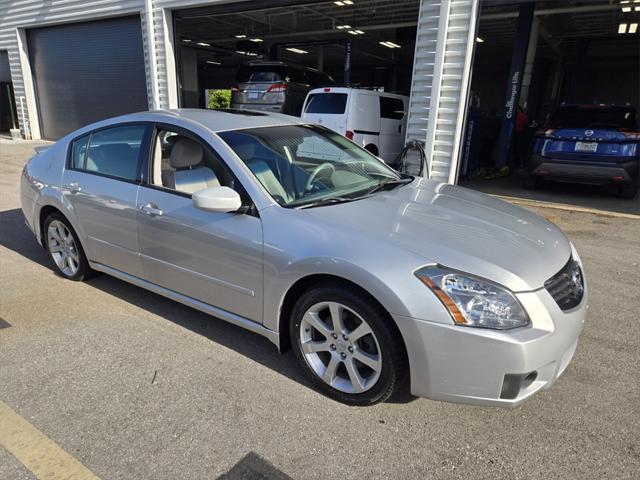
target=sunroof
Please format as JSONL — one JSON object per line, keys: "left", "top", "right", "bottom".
{"left": 219, "top": 108, "right": 268, "bottom": 116}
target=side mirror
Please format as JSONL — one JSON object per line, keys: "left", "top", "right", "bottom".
{"left": 192, "top": 186, "right": 242, "bottom": 213}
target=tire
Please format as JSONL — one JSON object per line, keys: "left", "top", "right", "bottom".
{"left": 289, "top": 283, "right": 407, "bottom": 406}
{"left": 44, "top": 212, "right": 95, "bottom": 281}
{"left": 618, "top": 182, "right": 638, "bottom": 200}
{"left": 523, "top": 174, "right": 538, "bottom": 190}
{"left": 364, "top": 144, "right": 379, "bottom": 157}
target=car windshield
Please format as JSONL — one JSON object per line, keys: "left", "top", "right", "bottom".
{"left": 218, "top": 124, "right": 402, "bottom": 208}
{"left": 548, "top": 106, "right": 638, "bottom": 129}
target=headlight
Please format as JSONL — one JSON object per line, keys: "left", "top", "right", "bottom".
{"left": 415, "top": 267, "right": 530, "bottom": 330}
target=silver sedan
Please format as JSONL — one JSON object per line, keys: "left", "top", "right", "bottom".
{"left": 20, "top": 109, "right": 587, "bottom": 406}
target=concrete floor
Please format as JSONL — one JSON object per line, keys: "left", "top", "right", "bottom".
{"left": 462, "top": 172, "right": 640, "bottom": 216}
{"left": 1, "top": 140, "right": 640, "bottom": 479}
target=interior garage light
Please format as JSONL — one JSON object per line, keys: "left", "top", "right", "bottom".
{"left": 348, "top": 30, "right": 364, "bottom": 35}
{"left": 334, "top": 1, "right": 354, "bottom": 5}
{"left": 182, "top": 39, "right": 192, "bottom": 43}
{"left": 618, "top": 23, "right": 628, "bottom": 34}
{"left": 235, "top": 34, "right": 247, "bottom": 39}
{"left": 476, "top": 37, "right": 484, "bottom": 43}
{"left": 336, "top": 24, "right": 351, "bottom": 29}
{"left": 206, "top": 60, "right": 221, "bottom": 65}
{"left": 379, "top": 41, "right": 401, "bottom": 49}
{"left": 286, "top": 47, "right": 308, "bottom": 54}
{"left": 250, "top": 38, "right": 263, "bottom": 42}
{"left": 630, "top": 23, "right": 638, "bottom": 33}
{"left": 196, "top": 42, "right": 210, "bottom": 47}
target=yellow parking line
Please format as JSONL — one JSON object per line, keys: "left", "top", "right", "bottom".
{"left": 0, "top": 400, "right": 101, "bottom": 480}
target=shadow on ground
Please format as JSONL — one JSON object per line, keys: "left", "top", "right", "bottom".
{"left": 217, "top": 452, "right": 292, "bottom": 480}
{"left": 461, "top": 171, "right": 639, "bottom": 216}
{"left": 0, "top": 207, "right": 414, "bottom": 404}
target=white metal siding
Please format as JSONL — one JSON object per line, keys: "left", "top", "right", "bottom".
{"left": 0, "top": 0, "right": 146, "bottom": 138}
{"left": 406, "top": 0, "right": 478, "bottom": 182}
{"left": 1, "top": 0, "right": 476, "bottom": 179}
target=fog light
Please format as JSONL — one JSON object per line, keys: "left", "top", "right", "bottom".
{"left": 500, "top": 372, "right": 537, "bottom": 399}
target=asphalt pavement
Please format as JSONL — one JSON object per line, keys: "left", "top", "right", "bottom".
{"left": 1, "top": 139, "right": 639, "bottom": 479}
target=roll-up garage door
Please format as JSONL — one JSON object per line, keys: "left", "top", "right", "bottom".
{"left": 28, "top": 16, "right": 148, "bottom": 139}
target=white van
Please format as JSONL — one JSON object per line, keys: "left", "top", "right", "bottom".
{"left": 301, "top": 87, "right": 409, "bottom": 163}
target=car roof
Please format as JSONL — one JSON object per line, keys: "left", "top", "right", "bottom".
{"left": 115, "top": 108, "right": 307, "bottom": 132}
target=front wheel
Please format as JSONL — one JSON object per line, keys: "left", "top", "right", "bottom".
{"left": 290, "top": 284, "right": 407, "bottom": 405}
{"left": 44, "top": 212, "right": 94, "bottom": 281}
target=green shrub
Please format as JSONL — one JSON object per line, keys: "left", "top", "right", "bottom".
{"left": 207, "top": 89, "right": 232, "bottom": 110}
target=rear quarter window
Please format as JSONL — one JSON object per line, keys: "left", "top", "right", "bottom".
{"left": 71, "top": 134, "right": 90, "bottom": 169}
{"left": 305, "top": 93, "right": 348, "bottom": 114}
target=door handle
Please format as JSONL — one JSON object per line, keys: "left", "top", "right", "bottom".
{"left": 140, "top": 203, "right": 163, "bottom": 217}
{"left": 398, "top": 124, "right": 402, "bottom": 134}
{"left": 66, "top": 181, "right": 81, "bottom": 193}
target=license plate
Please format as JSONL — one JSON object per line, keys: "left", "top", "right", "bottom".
{"left": 247, "top": 92, "right": 260, "bottom": 100}
{"left": 575, "top": 142, "right": 598, "bottom": 153}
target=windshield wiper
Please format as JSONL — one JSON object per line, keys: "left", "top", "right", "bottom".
{"left": 366, "top": 176, "right": 414, "bottom": 195}
{"left": 297, "top": 196, "right": 355, "bottom": 209}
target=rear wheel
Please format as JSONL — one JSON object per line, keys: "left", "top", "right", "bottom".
{"left": 44, "top": 212, "right": 94, "bottom": 281}
{"left": 364, "top": 144, "right": 379, "bottom": 156}
{"left": 290, "top": 283, "right": 407, "bottom": 405}
{"left": 523, "top": 174, "right": 539, "bottom": 190}
{"left": 618, "top": 182, "right": 638, "bottom": 199}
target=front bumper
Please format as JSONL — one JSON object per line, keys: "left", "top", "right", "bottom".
{"left": 395, "top": 287, "right": 587, "bottom": 407}
{"left": 528, "top": 154, "right": 639, "bottom": 185}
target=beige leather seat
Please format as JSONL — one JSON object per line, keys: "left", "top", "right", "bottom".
{"left": 233, "top": 142, "right": 291, "bottom": 202}
{"left": 165, "top": 138, "right": 220, "bottom": 194}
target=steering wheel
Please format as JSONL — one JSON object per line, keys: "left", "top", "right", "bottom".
{"left": 305, "top": 162, "right": 336, "bottom": 192}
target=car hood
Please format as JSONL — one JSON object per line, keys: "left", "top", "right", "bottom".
{"left": 303, "top": 179, "right": 571, "bottom": 292}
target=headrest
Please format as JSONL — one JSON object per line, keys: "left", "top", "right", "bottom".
{"left": 170, "top": 137, "right": 204, "bottom": 169}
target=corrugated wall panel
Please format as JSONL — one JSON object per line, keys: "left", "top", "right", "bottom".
{"left": 406, "top": 0, "right": 478, "bottom": 182}
{"left": 0, "top": 0, "right": 146, "bottom": 138}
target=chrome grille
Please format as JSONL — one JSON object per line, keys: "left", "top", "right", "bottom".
{"left": 545, "top": 257, "right": 585, "bottom": 311}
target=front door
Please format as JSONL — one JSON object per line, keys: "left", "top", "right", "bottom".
{"left": 136, "top": 127, "right": 263, "bottom": 323}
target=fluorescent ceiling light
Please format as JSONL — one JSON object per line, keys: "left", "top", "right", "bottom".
{"left": 206, "top": 60, "right": 221, "bottom": 65}
{"left": 286, "top": 47, "right": 308, "bottom": 54}
{"left": 250, "top": 38, "right": 263, "bottom": 42}
{"left": 334, "top": 0, "right": 354, "bottom": 5}
{"left": 379, "top": 41, "right": 401, "bottom": 49}
{"left": 348, "top": 30, "right": 364, "bottom": 35}
{"left": 196, "top": 42, "right": 210, "bottom": 47}
{"left": 476, "top": 37, "right": 484, "bottom": 43}
{"left": 336, "top": 24, "right": 351, "bottom": 29}
{"left": 629, "top": 23, "right": 638, "bottom": 33}
{"left": 635, "top": 6, "right": 640, "bottom": 11}
{"left": 235, "top": 50, "right": 257, "bottom": 56}
{"left": 235, "top": 34, "right": 247, "bottom": 39}
{"left": 618, "top": 23, "right": 628, "bottom": 34}
{"left": 182, "top": 39, "right": 192, "bottom": 43}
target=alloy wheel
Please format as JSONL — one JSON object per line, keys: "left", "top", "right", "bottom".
{"left": 299, "top": 301, "right": 383, "bottom": 394}
{"left": 47, "top": 220, "right": 80, "bottom": 277}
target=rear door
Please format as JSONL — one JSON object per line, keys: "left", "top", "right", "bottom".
{"left": 302, "top": 90, "right": 349, "bottom": 134}
{"left": 536, "top": 106, "right": 639, "bottom": 164}
{"left": 379, "top": 96, "right": 407, "bottom": 161}
{"left": 61, "top": 124, "right": 149, "bottom": 277}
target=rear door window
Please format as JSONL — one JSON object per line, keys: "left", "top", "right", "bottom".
{"left": 81, "top": 125, "right": 147, "bottom": 181}
{"left": 305, "top": 93, "right": 348, "bottom": 114}
{"left": 380, "top": 97, "right": 405, "bottom": 120}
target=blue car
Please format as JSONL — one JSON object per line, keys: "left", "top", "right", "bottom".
{"left": 525, "top": 104, "right": 639, "bottom": 199}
